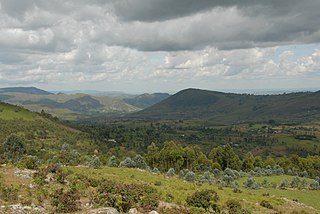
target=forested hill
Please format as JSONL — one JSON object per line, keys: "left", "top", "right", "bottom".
{"left": 129, "top": 88, "right": 320, "bottom": 123}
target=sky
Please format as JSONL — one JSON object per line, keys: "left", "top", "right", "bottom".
{"left": 0, "top": 0, "right": 320, "bottom": 93}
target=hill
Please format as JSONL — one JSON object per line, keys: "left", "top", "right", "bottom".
{"left": 0, "top": 87, "right": 53, "bottom": 95}
{"left": 0, "top": 101, "right": 103, "bottom": 161}
{"left": 130, "top": 88, "right": 320, "bottom": 123}
{"left": 123, "top": 92, "right": 170, "bottom": 108}
{"left": 0, "top": 91, "right": 140, "bottom": 120}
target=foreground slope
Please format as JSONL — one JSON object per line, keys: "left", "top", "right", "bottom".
{"left": 0, "top": 102, "right": 95, "bottom": 158}
{"left": 131, "top": 88, "right": 320, "bottom": 123}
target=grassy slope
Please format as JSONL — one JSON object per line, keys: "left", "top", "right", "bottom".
{"left": 0, "top": 102, "right": 93, "bottom": 158}
{"left": 68, "top": 166, "right": 320, "bottom": 213}
{"left": 0, "top": 102, "right": 35, "bottom": 121}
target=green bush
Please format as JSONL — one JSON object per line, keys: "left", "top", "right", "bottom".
{"left": 260, "top": 200, "right": 273, "bottom": 209}
{"left": 90, "top": 179, "right": 160, "bottom": 212}
{"left": 186, "top": 189, "right": 219, "bottom": 211}
{"left": 50, "top": 187, "right": 80, "bottom": 213}
{"left": 86, "top": 155, "right": 102, "bottom": 169}
{"left": 2, "top": 133, "right": 26, "bottom": 162}
{"left": 226, "top": 199, "right": 241, "bottom": 214}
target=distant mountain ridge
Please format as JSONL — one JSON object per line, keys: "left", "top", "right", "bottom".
{"left": 123, "top": 93, "right": 170, "bottom": 108}
{"left": 130, "top": 88, "right": 320, "bottom": 123}
{"left": 0, "top": 87, "right": 53, "bottom": 95}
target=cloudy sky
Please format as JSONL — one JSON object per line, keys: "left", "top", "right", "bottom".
{"left": 0, "top": 0, "right": 320, "bottom": 93}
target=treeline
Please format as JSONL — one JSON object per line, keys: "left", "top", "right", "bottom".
{"left": 142, "top": 141, "right": 320, "bottom": 177}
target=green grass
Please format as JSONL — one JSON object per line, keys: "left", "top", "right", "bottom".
{"left": 0, "top": 103, "right": 35, "bottom": 121}
{"left": 67, "top": 166, "right": 320, "bottom": 212}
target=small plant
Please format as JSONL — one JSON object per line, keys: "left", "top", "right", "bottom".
{"left": 186, "top": 189, "right": 219, "bottom": 211}
{"left": 225, "top": 199, "right": 242, "bottom": 214}
{"left": 86, "top": 155, "right": 102, "bottom": 169}
{"left": 184, "top": 171, "right": 196, "bottom": 182}
{"left": 166, "top": 168, "right": 176, "bottom": 177}
{"left": 50, "top": 187, "right": 80, "bottom": 213}
{"left": 243, "top": 177, "right": 259, "bottom": 189}
{"left": 260, "top": 200, "right": 273, "bottom": 209}
{"left": 0, "top": 183, "right": 19, "bottom": 202}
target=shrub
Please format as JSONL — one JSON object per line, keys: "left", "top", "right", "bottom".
{"left": 50, "top": 188, "right": 80, "bottom": 213}
{"left": 260, "top": 200, "right": 273, "bottom": 209}
{"left": 166, "top": 168, "right": 175, "bottom": 177}
{"left": 119, "top": 157, "right": 136, "bottom": 168}
{"left": 90, "top": 179, "right": 159, "bottom": 212}
{"left": 186, "top": 189, "right": 219, "bottom": 211}
{"left": 309, "top": 180, "right": 320, "bottom": 190}
{"left": 226, "top": 199, "right": 241, "bottom": 214}
{"left": 279, "top": 179, "right": 289, "bottom": 189}
{"left": 184, "top": 171, "right": 196, "bottom": 182}
{"left": 243, "top": 177, "right": 259, "bottom": 189}
{"left": 2, "top": 133, "right": 26, "bottom": 162}
{"left": 152, "top": 167, "right": 160, "bottom": 174}
{"left": 107, "top": 155, "right": 119, "bottom": 167}
{"left": 133, "top": 155, "right": 148, "bottom": 169}
{"left": 86, "top": 155, "right": 102, "bottom": 169}
{"left": 17, "top": 155, "right": 40, "bottom": 170}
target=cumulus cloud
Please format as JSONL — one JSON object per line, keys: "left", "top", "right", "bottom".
{"left": 0, "top": 0, "right": 319, "bottom": 91}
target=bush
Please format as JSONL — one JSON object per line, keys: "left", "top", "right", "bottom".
{"left": 184, "top": 171, "right": 196, "bottom": 182}
{"left": 50, "top": 188, "right": 80, "bottom": 213}
{"left": 226, "top": 199, "right": 241, "bottom": 214}
{"left": 2, "top": 134, "right": 26, "bottom": 162}
{"left": 186, "top": 189, "right": 219, "bottom": 211}
{"left": 279, "top": 179, "right": 289, "bottom": 189}
{"left": 152, "top": 167, "right": 160, "bottom": 174}
{"left": 119, "top": 157, "right": 136, "bottom": 168}
{"left": 90, "top": 179, "right": 159, "bottom": 212}
{"left": 166, "top": 168, "right": 175, "bottom": 177}
{"left": 107, "top": 155, "right": 119, "bottom": 167}
{"left": 133, "top": 155, "right": 148, "bottom": 169}
{"left": 17, "top": 155, "right": 40, "bottom": 170}
{"left": 243, "top": 177, "right": 259, "bottom": 189}
{"left": 86, "top": 155, "right": 101, "bottom": 169}
{"left": 260, "top": 200, "right": 273, "bottom": 209}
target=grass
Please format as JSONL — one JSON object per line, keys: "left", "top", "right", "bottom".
{"left": 0, "top": 103, "right": 35, "bottom": 121}
{"left": 67, "top": 166, "right": 320, "bottom": 213}
{"left": 0, "top": 165, "right": 319, "bottom": 213}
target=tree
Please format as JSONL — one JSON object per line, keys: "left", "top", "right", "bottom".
{"left": 145, "top": 143, "right": 159, "bottom": 168}
{"left": 242, "top": 152, "right": 255, "bottom": 171}
{"left": 2, "top": 134, "right": 26, "bottom": 162}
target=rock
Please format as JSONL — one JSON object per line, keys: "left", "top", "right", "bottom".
{"left": 148, "top": 211, "right": 159, "bottom": 214}
{"left": 88, "top": 207, "right": 119, "bottom": 214}
{"left": 128, "top": 208, "right": 139, "bottom": 214}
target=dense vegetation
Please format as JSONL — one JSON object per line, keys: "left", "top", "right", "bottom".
{"left": 0, "top": 98, "right": 319, "bottom": 213}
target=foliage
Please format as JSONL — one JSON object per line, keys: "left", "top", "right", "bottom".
{"left": 17, "top": 155, "right": 40, "bottom": 170}
{"left": 186, "top": 189, "right": 219, "bottom": 211}
{"left": 90, "top": 179, "right": 159, "bottom": 212}
{"left": 108, "top": 155, "right": 119, "bottom": 167}
{"left": 50, "top": 187, "right": 80, "bottom": 213}
{"left": 2, "top": 133, "right": 26, "bottom": 162}
{"left": 86, "top": 155, "right": 102, "bottom": 169}
{"left": 166, "top": 168, "right": 175, "bottom": 177}
{"left": 260, "top": 200, "right": 273, "bottom": 209}
{"left": 119, "top": 157, "right": 136, "bottom": 168}
{"left": 243, "top": 177, "right": 259, "bottom": 189}
{"left": 0, "top": 183, "right": 19, "bottom": 203}
{"left": 225, "top": 199, "right": 242, "bottom": 214}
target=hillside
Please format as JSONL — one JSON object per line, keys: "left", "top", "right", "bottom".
{"left": 0, "top": 101, "right": 97, "bottom": 160}
{"left": 123, "top": 93, "right": 170, "bottom": 108}
{"left": 0, "top": 87, "right": 53, "bottom": 95}
{"left": 130, "top": 88, "right": 320, "bottom": 123}
{"left": 0, "top": 90, "right": 140, "bottom": 120}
